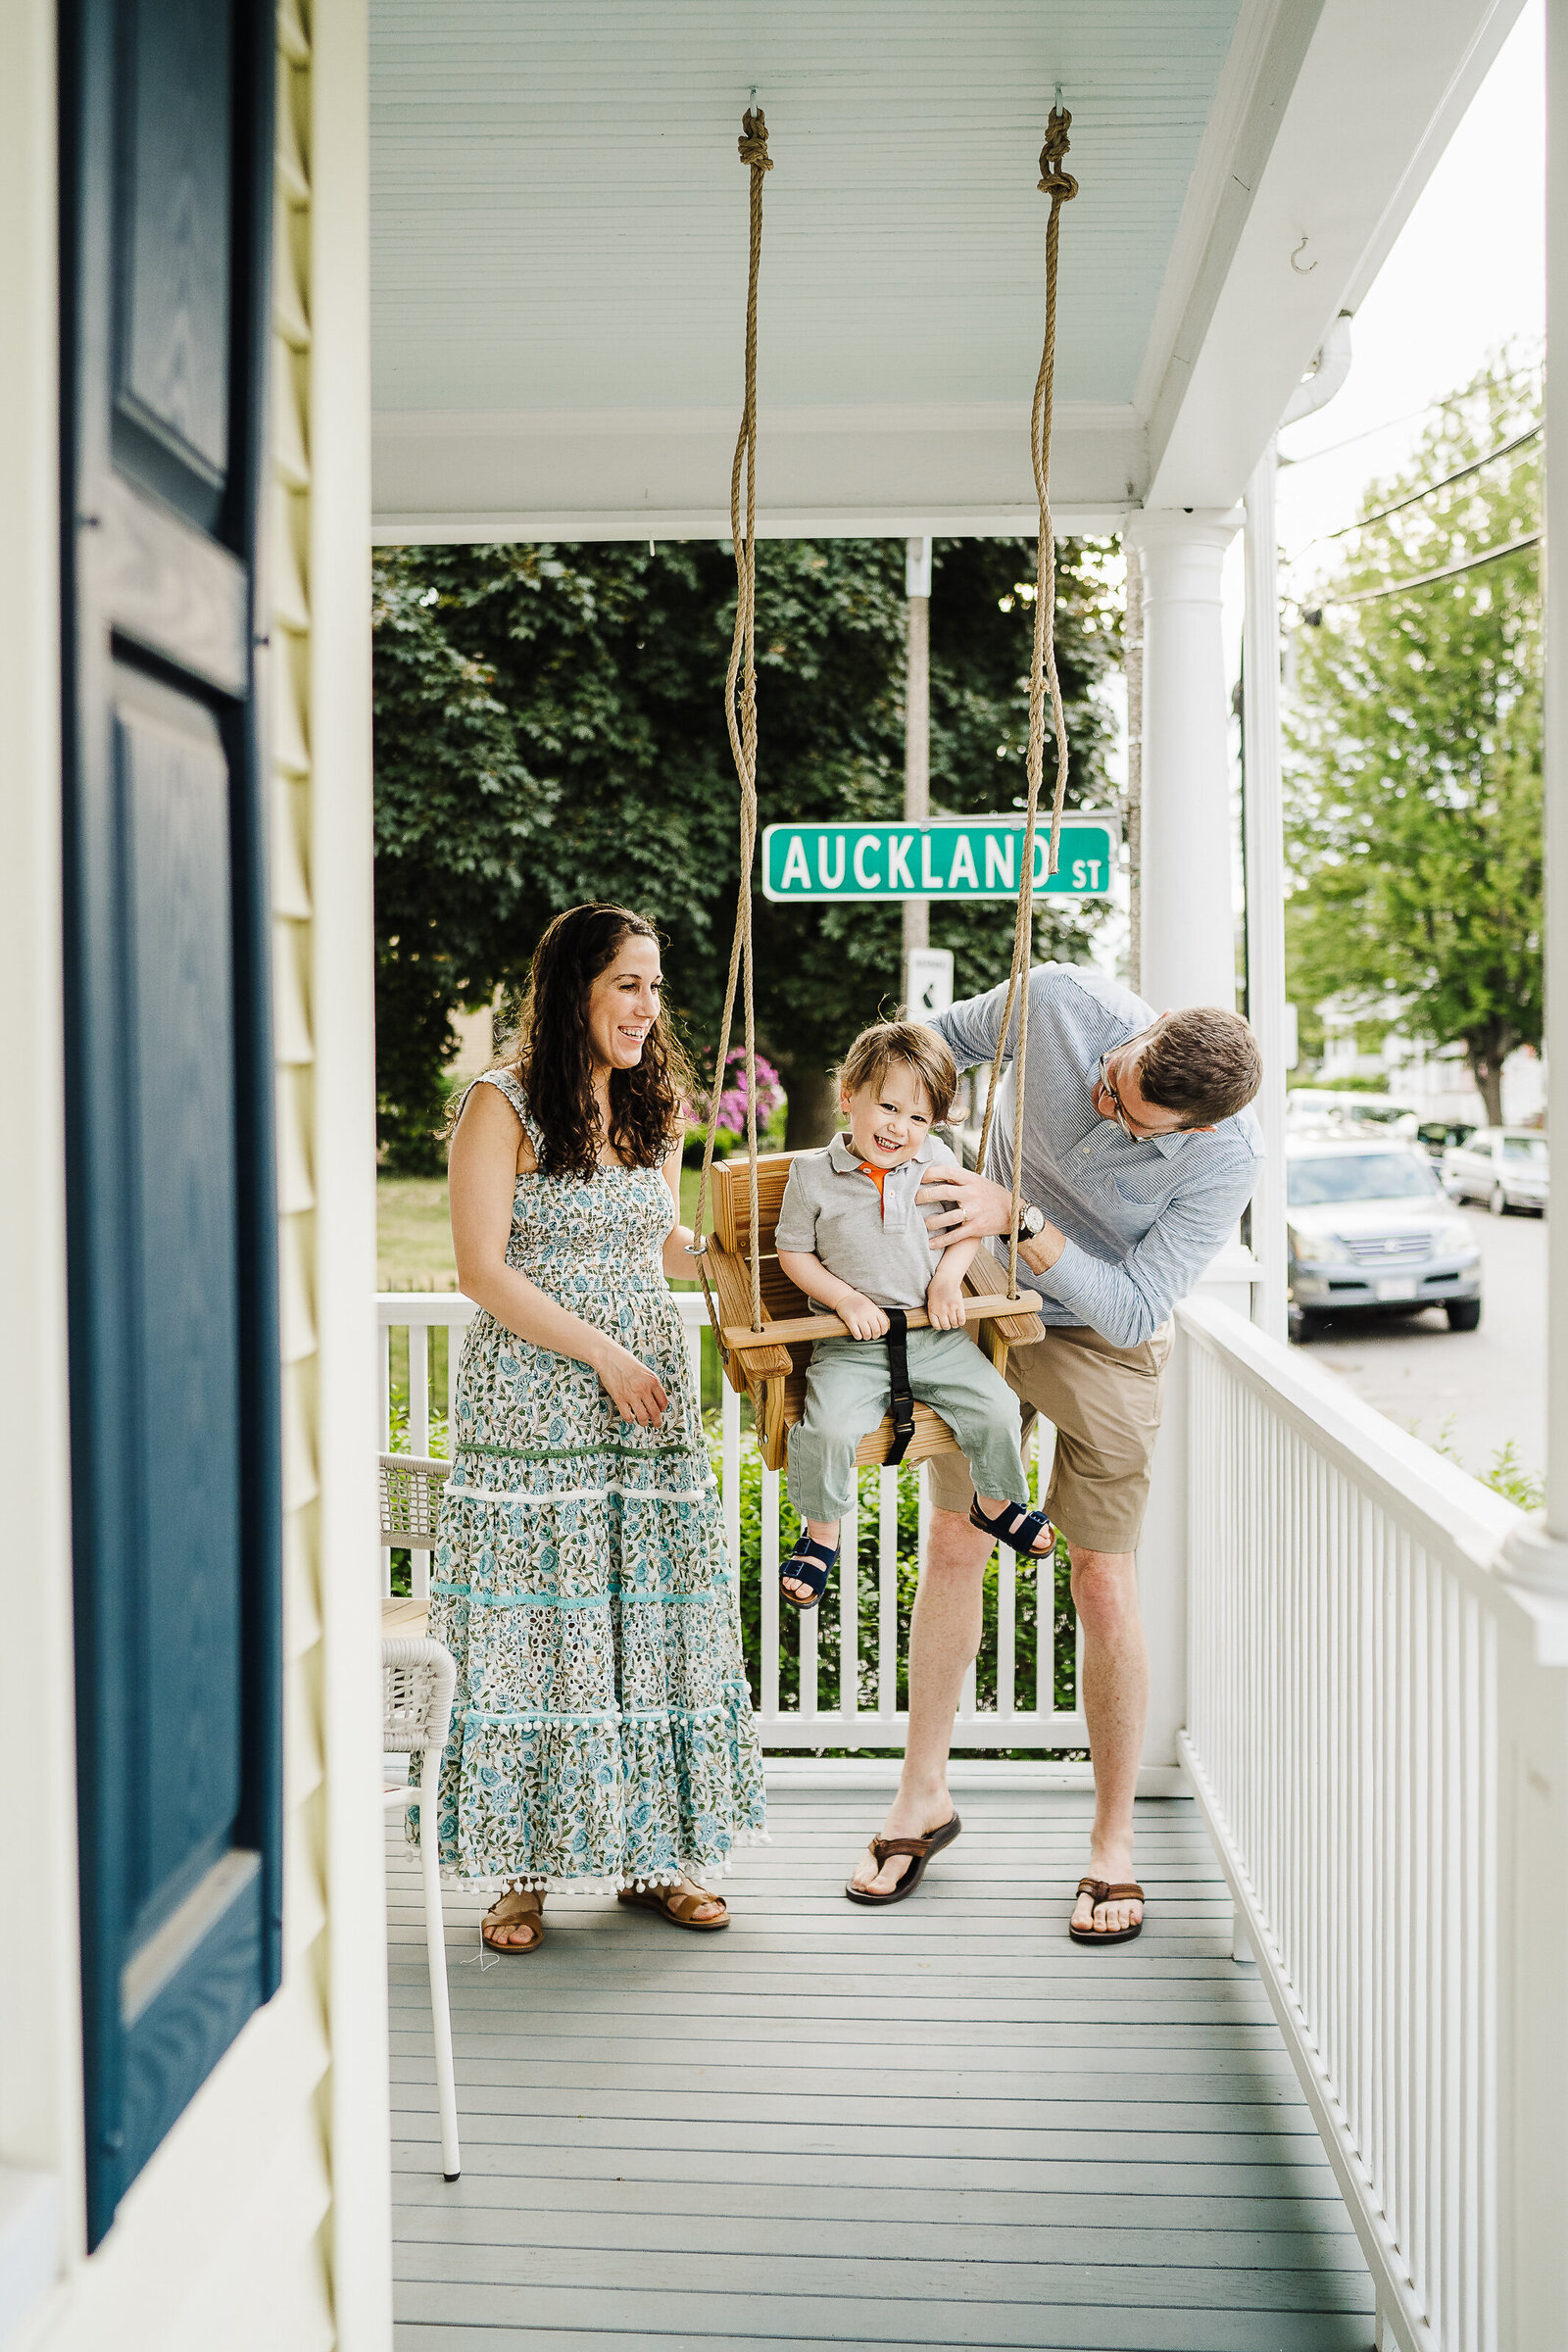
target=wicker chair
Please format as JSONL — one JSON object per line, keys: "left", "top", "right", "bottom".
{"left": 378, "top": 1451, "right": 451, "bottom": 1602}
{"left": 383, "top": 1635, "right": 461, "bottom": 2181}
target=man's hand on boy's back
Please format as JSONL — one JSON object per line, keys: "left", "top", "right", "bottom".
{"left": 918, "top": 1163, "right": 1067, "bottom": 1271}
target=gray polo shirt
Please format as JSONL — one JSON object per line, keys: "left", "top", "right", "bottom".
{"left": 774, "top": 1132, "right": 959, "bottom": 1312}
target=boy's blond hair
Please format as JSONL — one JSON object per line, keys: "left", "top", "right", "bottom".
{"left": 837, "top": 1017, "right": 957, "bottom": 1126}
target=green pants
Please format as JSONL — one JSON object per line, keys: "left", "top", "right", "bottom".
{"left": 786, "top": 1326, "right": 1031, "bottom": 1524}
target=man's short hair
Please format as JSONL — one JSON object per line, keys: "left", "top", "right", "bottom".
{"left": 838, "top": 1018, "right": 958, "bottom": 1126}
{"left": 1138, "top": 1007, "right": 1262, "bottom": 1127}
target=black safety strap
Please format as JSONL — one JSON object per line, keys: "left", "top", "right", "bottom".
{"left": 884, "top": 1307, "right": 916, "bottom": 1465}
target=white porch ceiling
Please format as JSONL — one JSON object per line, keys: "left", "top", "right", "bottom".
{"left": 369, "top": 0, "right": 1522, "bottom": 543}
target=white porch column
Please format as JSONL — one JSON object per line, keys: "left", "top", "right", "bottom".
{"left": 1126, "top": 508, "right": 1254, "bottom": 1315}
{"left": 1493, "top": 14, "right": 1568, "bottom": 2346}
{"left": 1242, "top": 449, "right": 1290, "bottom": 1343}
{"left": 1124, "top": 510, "right": 1243, "bottom": 1015}
{"left": 1504, "top": 3, "right": 1568, "bottom": 1588}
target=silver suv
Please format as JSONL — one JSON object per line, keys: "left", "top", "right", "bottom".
{"left": 1442, "top": 1127, "right": 1548, "bottom": 1217}
{"left": 1288, "top": 1137, "right": 1482, "bottom": 1339}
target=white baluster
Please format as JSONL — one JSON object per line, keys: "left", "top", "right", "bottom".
{"left": 800, "top": 1573, "right": 819, "bottom": 1718}
{"left": 761, "top": 1462, "right": 780, "bottom": 1728}
{"left": 721, "top": 1374, "right": 741, "bottom": 1576}
{"left": 410, "top": 1319, "right": 430, "bottom": 1458}
{"left": 840, "top": 1469, "right": 859, "bottom": 1720}
{"left": 959, "top": 1590, "right": 980, "bottom": 1727}
{"left": 996, "top": 1544, "right": 1015, "bottom": 1724}
{"left": 877, "top": 1467, "right": 899, "bottom": 1718}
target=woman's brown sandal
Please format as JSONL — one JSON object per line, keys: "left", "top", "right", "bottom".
{"left": 616, "top": 1879, "right": 729, "bottom": 1931}
{"left": 1068, "top": 1877, "right": 1145, "bottom": 1946}
{"left": 481, "top": 1889, "right": 544, "bottom": 1954}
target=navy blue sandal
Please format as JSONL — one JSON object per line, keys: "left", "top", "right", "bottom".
{"left": 780, "top": 1533, "right": 839, "bottom": 1611}
{"left": 969, "top": 1494, "right": 1056, "bottom": 1558}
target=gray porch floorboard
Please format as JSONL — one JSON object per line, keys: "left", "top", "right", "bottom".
{"left": 389, "top": 1788, "right": 1373, "bottom": 2350}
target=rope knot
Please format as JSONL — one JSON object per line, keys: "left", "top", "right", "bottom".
{"left": 1038, "top": 105, "right": 1078, "bottom": 201}
{"left": 738, "top": 107, "right": 773, "bottom": 171}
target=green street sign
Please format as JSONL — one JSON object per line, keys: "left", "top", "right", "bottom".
{"left": 761, "top": 815, "right": 1118, "bottom": 903}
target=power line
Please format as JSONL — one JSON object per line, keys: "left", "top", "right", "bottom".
{"left": 1277, "top": 360, "right": 1543, "bottom": 466}
{"left": 1298, "top": 531, "right": 1540, "bottom": 619}
{"left": 1287, "top": 426, "right": 1541, "bottom": 562}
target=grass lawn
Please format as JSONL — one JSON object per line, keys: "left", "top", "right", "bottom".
{"left": 377, "top": 1163, "right": 712, "bottom": 1293}
{"left": 377, "top": 1176, "right": 458, "bottom": 1291}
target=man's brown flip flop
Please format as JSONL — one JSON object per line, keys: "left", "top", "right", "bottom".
{"left": 844, "top": 1813, "right": 961, "bottom": 1905}
{"left": 1068, "top": 1876, "right": 1145, "bottom": 1945}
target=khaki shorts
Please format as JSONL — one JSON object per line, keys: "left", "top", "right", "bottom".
{"left": 925, "top": 1321, "right": 1173, "bottom": 1553}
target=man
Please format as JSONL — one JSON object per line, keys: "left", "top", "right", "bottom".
{"left": 848, "top": 962, "right": 1262, "bottom": 1941}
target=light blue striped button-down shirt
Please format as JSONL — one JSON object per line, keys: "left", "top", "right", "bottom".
{"left": 930, "top": 963, "right": 1263, "bottom": 1348}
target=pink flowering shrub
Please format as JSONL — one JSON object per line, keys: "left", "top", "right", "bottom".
{"left": 684, "top": 1049, "right": 787, "bottom": 1164}
{"left": 714, "top": 1049, "right": 783, "bottom": 1138}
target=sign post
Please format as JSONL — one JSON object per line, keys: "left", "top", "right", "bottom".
{"left": 761, "top": 815, "right": 1118, "bottom": 904}
{"left": 902, "top": 538, "right": 934, "bottom": 1004}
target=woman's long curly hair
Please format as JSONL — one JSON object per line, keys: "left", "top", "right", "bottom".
{"left": 494, "top": 904, "right": 696, "bottom": 1180}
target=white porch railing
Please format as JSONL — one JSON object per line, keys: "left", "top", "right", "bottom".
{"left": 1179, "top": 1293, "right": 1568, "bottom": 2352}
{"left": 377, "top": 1290, "right": 1087, "bottom": 1750}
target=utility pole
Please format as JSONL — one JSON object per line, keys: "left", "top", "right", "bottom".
{"left": 1122, "top": 544, "right": 1143, "bottom": 995}
{"left": 902, "top": 536, "right": 932, "bottom": 1004}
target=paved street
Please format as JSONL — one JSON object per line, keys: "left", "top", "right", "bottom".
{"left": 1296, "top": 1202, "right": 1545, "bottom": 1488}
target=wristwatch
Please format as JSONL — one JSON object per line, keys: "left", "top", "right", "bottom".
{"left": 1015, "top": 1201, "right": 1046, "bottom": 1243}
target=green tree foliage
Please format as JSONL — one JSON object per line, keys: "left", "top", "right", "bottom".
{"left": 373, "top": 537, "right": 1120, "bottom": 1168}
{"left": 1285, "top": 362, "right": 1542, "bottom": 1122}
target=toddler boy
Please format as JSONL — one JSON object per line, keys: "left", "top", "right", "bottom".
{"left": 773, "top": 1019, "right": 1055, "bottom": 1609}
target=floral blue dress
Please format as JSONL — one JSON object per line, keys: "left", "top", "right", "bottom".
{"left": 423, "top": 1069, "right": 766, "bottom": 1892}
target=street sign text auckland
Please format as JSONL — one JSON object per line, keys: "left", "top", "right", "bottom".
{"left": 761, "top": 815, "right": 1117, "bottom": 903}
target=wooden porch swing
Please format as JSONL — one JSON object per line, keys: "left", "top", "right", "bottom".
{"left": 691, "top": 103, "right": 1081, "bottom": 1477}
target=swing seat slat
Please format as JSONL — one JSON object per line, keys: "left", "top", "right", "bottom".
{"left": 724, "top": 1293, "right": 1034, "bottom": 1351}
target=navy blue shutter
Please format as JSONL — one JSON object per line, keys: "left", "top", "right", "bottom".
{"left": 60, "top": 0, "right": 281, "bottom": 2249}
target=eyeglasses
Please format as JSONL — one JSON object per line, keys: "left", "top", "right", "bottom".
{"left": 1097, "top": 1051, "right": 1142, "bottom": 1139}
{"left": 1098, "top": 1048, "right": 1192, "bottom": 1142}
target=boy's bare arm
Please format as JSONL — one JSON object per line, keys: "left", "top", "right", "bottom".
{"left": 927, "top": 1235, "right": 980, "bottom": 1327}
{"left": 776, "top": 1247, "right": 891, "bottom": 1339}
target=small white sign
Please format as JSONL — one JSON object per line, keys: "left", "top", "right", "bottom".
{"left": 906, "top": 947, "right": 955, "bottom": 1019}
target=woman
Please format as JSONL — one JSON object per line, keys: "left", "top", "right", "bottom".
{"left": 425, "top": 903, "right": 766, "bottom": 1953}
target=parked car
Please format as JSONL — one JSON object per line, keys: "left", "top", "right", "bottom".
{"left": 1284, "top": 1089, "right": 1421, "bottom": 1139}
{"left": 1287, "top": 1138, "right": 1482, "bottom": 1338}
{"left": 1441, "top": 1127, "right": 1549, "bottom": 1216}
{"left": 1416, "top": 1118, "right": 1477, "bottom": 1163}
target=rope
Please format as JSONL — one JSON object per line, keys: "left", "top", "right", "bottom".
{"left": 692, "top": 106, "right": 772, "bottom": 1348}
{"left": 975, "top": 105, "right": 1078, "bottom": 1297}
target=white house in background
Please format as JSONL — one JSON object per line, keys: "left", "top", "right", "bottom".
{"left": 1315, "top": 996, "right": 1548, "bottom": 1123}
{"left": 6, "top": 4, "right": 1568, "bottom": 2351}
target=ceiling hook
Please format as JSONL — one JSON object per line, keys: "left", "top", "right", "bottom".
{"left": 1291, "top": 235, "right": 1318, "bottom": 275}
